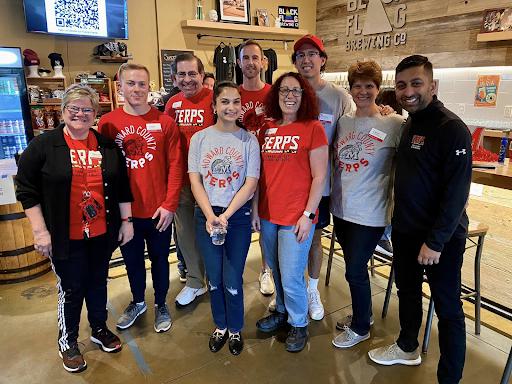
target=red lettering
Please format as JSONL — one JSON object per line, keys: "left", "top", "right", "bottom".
{"left": 219, "top": 179, "right": 226, "bottom": 188}
{"left": 360, "top": 158, "right": 369, "bottom": 166}
{"left": 233, "top": 171, "right": 240, "bottom": 179}
{"left": 209, "top": 176, "right": 218, "bottom": 186}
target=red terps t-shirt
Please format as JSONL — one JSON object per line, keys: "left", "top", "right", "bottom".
{"left": 64, "top": 131, "right": 106, "bottom": 240}
{"left": 165, "top": 87, "right": 215, "bottom": 154}
{"left": 98, "top": 107, "right": 184, "bottom": 218}
{"left": 239, "top": 84, "right": 271, "bottom": 134}
{"left": 258, "top": 119, "right": 328, "bottom": 226}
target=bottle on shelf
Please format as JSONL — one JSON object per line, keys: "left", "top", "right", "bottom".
{"left": 196, "top": 0, "right": 203, "bottom": 20}
{"left": 498, "top": 134, "right": 508, "bottom": 164}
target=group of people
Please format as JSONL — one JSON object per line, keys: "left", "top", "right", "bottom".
{"left": 16, "top": 33, "right": 472, "bottom": 384}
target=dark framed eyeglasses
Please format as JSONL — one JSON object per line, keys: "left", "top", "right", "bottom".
{"left": 278, "top": 87, "right": 303, "bottom": 97}
{"left": 295, "top": 51, "right": 321, "bottom": 60}
{"left": 176, "top": 71, "right": 200, "bottom": 79}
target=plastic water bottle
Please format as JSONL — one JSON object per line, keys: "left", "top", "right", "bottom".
{"left": 211, "top": 225, "right": 227, "bottom": 245}
{"left": 498, "top": 135, "right": 508, "bottom": 164}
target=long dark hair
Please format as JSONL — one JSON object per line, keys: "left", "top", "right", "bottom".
{"left": 212, "top": 81, "right": 244, "bottom": 128}
{"left": 265, "top": 72, "right": 319, "bottom": 122}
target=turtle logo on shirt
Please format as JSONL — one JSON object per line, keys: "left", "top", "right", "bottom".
{"left": 124, "top": 138, "right": 145, "bottom": 157}
{"left": 338, "top": 142, "right": 363, "bottom": 160}
{"left": 211, "top": 156, "right": 232, "bottom": 175}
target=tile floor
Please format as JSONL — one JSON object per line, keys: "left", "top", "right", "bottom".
{"left": 0, "top": 239, "right": 510, "bottom": 384}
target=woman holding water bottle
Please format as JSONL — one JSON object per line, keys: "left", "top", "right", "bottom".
{"left": 189, "top": 81, "right": 260, "bottom": 355}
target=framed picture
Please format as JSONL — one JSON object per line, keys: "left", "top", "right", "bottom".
{"left": 256, "top": 9, "right": 269, "bottom": 27}
{"left": 217, "top": 0, "right": 251, "bottom": 25}
{"left": 480, "top": 8, "right": 505, "bottom": 33}
{"left": 278, "top": 6, "right": 299, "bottom": 29}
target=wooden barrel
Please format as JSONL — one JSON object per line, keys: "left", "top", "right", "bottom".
{"left": 0, "top": 202, "right": 51, "bottom": 284}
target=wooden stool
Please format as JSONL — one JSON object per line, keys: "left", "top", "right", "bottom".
{"left": 324, "top": 229, "right": 392, "bottom": 287}
{"left": 381, "top": 221, "right": 489, "bottom": 353}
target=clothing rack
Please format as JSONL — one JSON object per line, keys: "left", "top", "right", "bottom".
{"left": 196, "top": 33, "right": 292, "bottom": 49}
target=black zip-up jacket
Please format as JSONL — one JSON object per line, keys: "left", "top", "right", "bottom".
{"left": 392, "top": 97, "right": 472, "bottom": 252}
{"left": 16, "top": 125, "right": 133, "bottom": 260}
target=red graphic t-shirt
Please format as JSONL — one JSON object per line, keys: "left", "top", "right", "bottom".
{"left": 257, "top": 119, "right": 328, "bottom": 226}
{"left": 64, "top": 130, "right": 106, "bottom": 240}
{"left": 98, "top": 107, "right": 184, "bottom": 218}
{"left": 165, "top": 87, "right": 215, "bottom": 154}
{"left": 239, "top": 84, "right": 271, "bottom": 134}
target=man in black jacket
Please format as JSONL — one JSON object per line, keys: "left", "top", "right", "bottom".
{"left": 368, "top": 55, "right": 472, "bottom": 384}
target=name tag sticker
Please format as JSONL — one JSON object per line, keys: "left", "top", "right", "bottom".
{"left": 172, "top": 101, "right": 182, "bottom": 109}
{"left": 265, "top": 128, "right": 278, "bottom": 135}
{"left": 146, "top": 123, "right": 162, "bottom": 131}
{"left": 319, "top": 113, "right": 334, "bottom": 124}
{"left": 89, "top": 151, "right": 102, "bottom": 159}
{"left": 368, "top": 128, "right": 386, "bottom": 142}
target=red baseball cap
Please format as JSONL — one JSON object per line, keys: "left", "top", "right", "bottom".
{"left": 294, "top": 34, "right": 325, "bottom": 53}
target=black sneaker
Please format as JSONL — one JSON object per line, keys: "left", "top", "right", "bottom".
{"left": 178, "top": 268, "right": 187, "bottom": 283}
{"left": 286, "top": 326, "right": 308, "bottom": 352}
{"left": 209, "top": 329, "right": 228, "bottom": 353}
{"left": 376, "top": 239, "right": 393, "bottom": 256}
{"left": 256, "top": 312, "right": 287, "bottom": 333}
{"left": 59, "top": 343, "right": 87, "bottom": 373}
{"left": 91, "top": 327, "right": 122, "bottom": 353}
{"left": 228, "top": 332, "right": 244, "bottom": 355}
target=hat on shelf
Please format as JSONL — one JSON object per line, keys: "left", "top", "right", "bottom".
{"left": 22, "top": 49, "right": 40, "bottom": 66}
{"left": 48, "top": 52, "right": 64, "bottom": 68}
{"left": 93, "top": 71, "right": 106, "bottom": 78}
{"left": 293, "top": 34, "right": 326, "bottom": 54}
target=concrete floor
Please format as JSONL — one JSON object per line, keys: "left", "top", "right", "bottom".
{"left": 0, "top": 240, "right": 510, "bottom": 384}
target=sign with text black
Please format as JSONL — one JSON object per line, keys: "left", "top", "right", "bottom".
{"left": 278, "top": 6, "right": 299, "bottom": 29}
{"left": 160, "top": 50, "right": 193, "bottom": 92}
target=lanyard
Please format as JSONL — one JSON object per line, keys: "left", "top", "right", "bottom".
{"left": 65, "top": 128, "right": 93, "bottom": 193}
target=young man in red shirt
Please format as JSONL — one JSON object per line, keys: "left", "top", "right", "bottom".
{"left": 165, "top": 53, "right": 215, "bottom": 306}
{"left": 237, "top": 40, "right": 275, "bottom": 297}
{"left": 99, "top": 63, "right": 184, "bottom": 333}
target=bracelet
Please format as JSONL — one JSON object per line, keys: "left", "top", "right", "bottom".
{"left": 121, "top": 217, "right": 133, "bottom": 222}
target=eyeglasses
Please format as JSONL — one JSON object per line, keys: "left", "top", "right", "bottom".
{"left": 176, "top": 71, "right": 200, "bottom": 79}
{"left": 279, "top": 87, "right": 303, "bottom": 97}
{"left": 295, "top": 51, "right": 321, "bottom": 60}
{"left": 65, "top": 105, "right": 95, "bottom": 114}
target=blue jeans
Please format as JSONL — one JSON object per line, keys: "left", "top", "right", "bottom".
{"left": 120, "top": 218, "right": 172, "bottom": 306}
{"left": 195, "top": 202, "right": 252, "bottom": 332}
{"left": 333, "top": 217, "right": 384, "bottom": 335}
{"left": 260, "top": 218, "right": 315, "bottom": 327}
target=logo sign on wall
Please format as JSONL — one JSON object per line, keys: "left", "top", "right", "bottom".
{"left": 345, "top": 0, "right": 407, "bottom": 52}
{"left": 474, "top": 75, "right": 500, "bottom": 107}
{"left": 278, "top": 6, "right": 299, "bottom": 29}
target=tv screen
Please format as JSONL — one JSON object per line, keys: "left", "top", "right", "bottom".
{"left": 23, "top": 0, "right": 128, "bottom": 39}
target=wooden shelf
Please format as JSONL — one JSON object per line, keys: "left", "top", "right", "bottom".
{"left": 94, "top": 55, "right": 133, "bottom": 63}
{"left": 477, "top": 31, "right": 512, "bottom": 42}
{"left": 26, "top": 77, "right": 66, "bottom": 81}
{"left": 484, "top": 129, "right": 511, "bottom": 138}
{"left": 30, "top": 102, "right": 61, "bottom": 106}
{"left": 181, "top": 19, "right": 308, "bottom": 39}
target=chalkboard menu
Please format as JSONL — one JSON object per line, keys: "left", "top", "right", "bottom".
{"left": 160, "top": 49, "right": 193, "bottom": 92}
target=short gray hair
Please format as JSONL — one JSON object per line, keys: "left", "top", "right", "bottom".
{"left": 61, "top": 83, "right": 100, "bottom": 113}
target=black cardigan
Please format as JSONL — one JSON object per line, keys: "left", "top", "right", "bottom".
{"left": 16, "top": 125, "right": 133, "bottom": 260}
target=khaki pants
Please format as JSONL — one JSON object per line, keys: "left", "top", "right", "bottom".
{"left": 174, "top": 185, "right": 205, "bottom": 289}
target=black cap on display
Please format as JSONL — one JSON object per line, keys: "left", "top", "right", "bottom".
{"left": 48, "top": 53, "right": 64, "bottom": 68}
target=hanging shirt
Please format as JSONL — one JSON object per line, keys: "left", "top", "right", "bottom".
{"left": 239, "top": 84, "right": 271, "bottom": 134}
{"left": 263, "top": 49, "right": 277, "bottom": 84}
{"left": 64, "top": 130, "right": 106, "bottom": 240}
{"left": 214, "top": 43, "right": 236, "bottom": 82}
{"left": 257, "top": 119, "right": 328, "bottom": 226}
{"left": 98, "top": 107, "right": 184, "bottom": 218}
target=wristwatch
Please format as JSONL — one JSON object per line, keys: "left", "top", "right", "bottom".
{"left": 121, "top": 216, "right": 133, "bottom": 222}
{"left": 303, "top": 210, "right": 315, "bottom": 220}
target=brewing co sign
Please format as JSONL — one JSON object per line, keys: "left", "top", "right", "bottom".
{"left": 345, "top": 0, "right": 407, "bottom": 52}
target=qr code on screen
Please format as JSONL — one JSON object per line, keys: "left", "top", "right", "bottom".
{"left": 54, "top": 0, "right": 100, "bottom": 30}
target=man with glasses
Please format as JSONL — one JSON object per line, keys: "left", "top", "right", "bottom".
{"left": 98, "top": 63, "right": 184, "bottom": 333}
{"left": 165, "top": 53, "right": 215, "bottom": 307}
{"left": 292, "top": 34, "right": 354, "bottom": 321}
{"left": 236, "top": 40, "right": 275, "bottom": 297}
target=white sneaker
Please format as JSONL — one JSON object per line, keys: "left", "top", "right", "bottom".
{"left": 308, "top": 288, "right": 324, "bottom": 320}
{"left": 175, "top": 285, "right": 207, "bottom": 307}
{"left": 259, "top": 269, "right": 275, "bottom": 296}
{"left": 268, "top": 297, "right": 277, "bottom": 313}
{"left": 368, "top": 342, "right": 421, "bottom": 366}
{"left": 332, "top": 325, "right": 370, "bottom": 348}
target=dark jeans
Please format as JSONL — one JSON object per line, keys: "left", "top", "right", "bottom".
{"left": 195, "top": 202, "right": 252, "bottom": 332}
{"left": 317, "top": 196, "right": 331, "bottom": 229}
{"left": 333, "top": 216, "right": 384, "bottom": 335}
{"left": 120, "top": 217, "right": 172, "bottom": 306}
{"left": 393, "top": 231, "right": 466, "bottom": 384}
{"left": 51, "top": 234, "right": 110, "bottom": 351}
